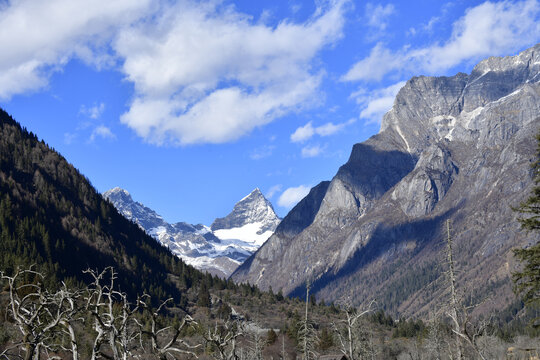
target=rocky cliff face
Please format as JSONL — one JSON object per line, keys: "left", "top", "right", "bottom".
{"left": 232, "top": 44, "right": 540, "bottom": 316}
{"left": 212, "top": 188, "right": 280, "bottom": 233}
{"left": 104, "top": 188, "right": 280, "bottom": 278}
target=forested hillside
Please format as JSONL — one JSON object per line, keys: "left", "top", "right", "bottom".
{"left": 0, "top": 108, "right": 229, "bottom": 304}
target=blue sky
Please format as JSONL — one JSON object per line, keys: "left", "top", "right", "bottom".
{"left": 1, "top": 0, "right": 539, "bottom": 225}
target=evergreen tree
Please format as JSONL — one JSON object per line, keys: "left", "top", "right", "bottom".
{"left": 513, "top": 131, "right": 540, "bottom": 307}
{"left": 197, "top": 283, "right": 211, "bottom": 308}
{"left": 267, "top": 328, "right": 278, "bottom": 345}
{"left": 318, "top": 327, "right": 333, "bottom": 351}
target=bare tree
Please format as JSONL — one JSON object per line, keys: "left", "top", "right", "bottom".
{"left": 424, "top": 313, "right": 447, "bottom": 360}
{"left": 84, "top": 267, "right": 145, "bottom": 360}
{"left": 446, "top": 308, "right": 492, "bottom": 360}
{"left": 0, "top": 267, "right": 85, "bottom": 360}
{"left": 1, "top": 266, "right": 205, "bottom": 360}
{"left": 244, "top": 325, "right": 266, "bottom": 360}
{"left": 140, "top": 297, "right": 200, "bottom": 359}
{"left": 444, "top": 220, "right": 493, "bottom": 360}
{"left": 51, "top": 285, "right": 84, "bottom": 360}
{"left": 281, "top": 334, "right": 287, "bottom": 360}
{"left": 298, "top": 281, "right": 318, "bottom": 360}
{"left": 445, "top": 220, "right": 464, "bottom": 360}
{"left": 331, "top": 300, "right": 375, "bottom": 360}
{"left": 204, "top": 319, "right": 244, "bottom": 360}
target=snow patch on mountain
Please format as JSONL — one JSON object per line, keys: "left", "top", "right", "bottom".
{"left": 214, "top": 222, "right": 275, "bottom": 249}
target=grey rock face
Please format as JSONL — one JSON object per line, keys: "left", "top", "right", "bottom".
{"left": 392, "top": 145, "right": 458, "bottom": 217}
{"left": 103, "top": 187, "right": 166, "bottom": 230}
{"left": 211, "top": 188, "right": 281, "bottom": 234}
{"left": 273, "top": 181, "right": 330, "bottom": 239}
{"left": 235, "top": 181, "right": 331, "bottom": 283}
{"left": 104, "top": 187, "right": 280, "bottom": 278}
{"left": 231, "top": 44, "right": 540, "bottom": 316}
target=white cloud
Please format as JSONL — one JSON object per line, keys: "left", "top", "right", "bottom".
{"left": 407, "top": 27, "right": 417, "bottom": 37}
{"left": 365, "top": 3, "right": 395, "bottom": 31}
{"left": 341, "top": 42, "right": 403, "bottom": 82}
{"left": 290, "top": 122, "right": 315, "bottom": 142}
{"left": 316, "top": 119, "right": 356, "bottom": 136}
{"left": 117, "top": 0, "right": 348, "bottom": 145}
{"left": 80, "top": 102, "right": 105, "bottom": 119}
{"left": 352, "top": 81, "right": 406, "bottom": 124}
{"left": 0, "top": 0, "right": 151, "bottom": 100}
{"left": 89, "top": 125, "right": 116, "bottom": 142}
{"left": 0, "top": 0, "right": 350, "bottom": 146}
{"left": 278, "top": 185, "right": 311, "bottom": 208}
{"left": 290, "top": 119, "right": 355, "bottom": 142}
{"left": 266, "top": 184, "right": 282, "bottom": 199}
{"left": 290, "top": 3, "right": 302, "bottom": 14}
{"left": 423, "top": 15, "right": 441, "bottom": 32}
{"left": 344, "top": 0, "right": 540, "bottom": 82}
{"left": 301, "top": 144, "right": 324, "bottom": 158}
{"left": 420, "top": 0, "right": 540, "bottom": 72}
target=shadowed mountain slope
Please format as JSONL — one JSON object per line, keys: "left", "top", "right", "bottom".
{"left": 0, "top": 109, "right": 225, "bottom": 305}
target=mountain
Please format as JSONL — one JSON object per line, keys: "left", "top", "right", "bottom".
{"left": 232, "top": 44, "right": 540, "bottom": 316}
{"left": 0, "top": 108, "right": 225, "bottom": 305}
{"left": 211, "top": 188, "right": 281, "bottom": 250}
{"left": 104, "top": 187, "right": 280, "bottom": 277}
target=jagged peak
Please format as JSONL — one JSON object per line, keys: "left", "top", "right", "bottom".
{"left": 211, "top": 188, "right": 280, "bottom": 232}
{"left": 472, "top": 43, "right": 540, "bottom": 75}
{"left": 234, "top": 188, "right": 277, "bottom": 215}
{"left": 239, "top": 187, "right": 264, "bottom": 202}
{"left": 378, "top": 43, "right": 540, "bottom": 155}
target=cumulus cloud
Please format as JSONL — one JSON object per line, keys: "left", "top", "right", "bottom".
{"left": 0, "top": 0, "right": 151, "bottom": 100}
{"left": 117, "top": 0, "right": 348, "bottom": 145}
{"left": 278, "top": 185, "right": 311, "bottom": 208}
{"left": 80, "top": 102, "right": 105, "bottom": 119}
{"left": 301, "top": 144, "right": 324, "bottom": 158}
{"left": 290, "top": 119, "right": 355, "bottom": 142}
{"left": 89, "top": 125, "right": 116, "bottom": 142}
{"left": 344, "top": 0, "right": 540, "bottom": 82}
{"left": 352, "top": 81, "right": 406, "bottom": 124}
{"left": 0, "top": 0, "right": 350, "bottom": 146}
{"left": 290, "top": 122, "right": 315, "bottom": 142}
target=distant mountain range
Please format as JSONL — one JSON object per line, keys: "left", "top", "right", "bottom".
{"left": 232, "top": 44, "right": 540, "bottom": 317}
{"left": 104, "top": 187, "right": 280, "bottom": 277}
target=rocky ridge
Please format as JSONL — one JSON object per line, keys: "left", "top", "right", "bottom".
{"left": 104, "top": 187, "right": 280, "bottom": 277}
{"left": 232, "top": 44, "right": 540, "bottom": 316}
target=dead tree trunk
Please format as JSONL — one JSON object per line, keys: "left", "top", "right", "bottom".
{"left": 446, "top": 220, "right": 464, "bottom": 360}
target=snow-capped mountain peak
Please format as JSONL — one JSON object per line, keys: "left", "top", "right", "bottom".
{"left": 211, "top": 188, "right": 280, "bottom": 233}
{"left": 103, "top": 187, "right": 165, "bottom": 230}
{"left": 103, "top": 187, "right": 280, "bottom": 278}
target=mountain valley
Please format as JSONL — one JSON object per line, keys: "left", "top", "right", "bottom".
{"left": 0, "top": 43, "right": 538, "bottom": 360}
